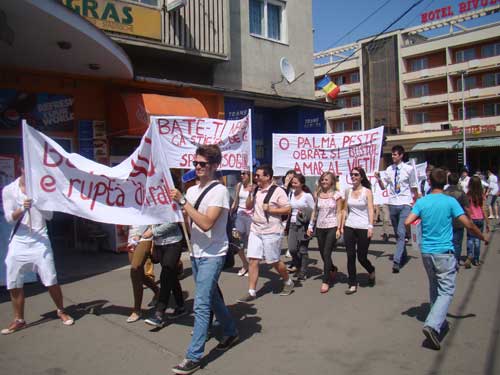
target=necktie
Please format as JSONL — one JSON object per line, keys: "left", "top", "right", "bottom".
{"left": 394, "top": 167, "right": 400, "bottom": 194}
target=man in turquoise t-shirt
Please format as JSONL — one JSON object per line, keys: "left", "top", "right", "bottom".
{"left": 405, "top": 168, "right": 488, "bottom": 351}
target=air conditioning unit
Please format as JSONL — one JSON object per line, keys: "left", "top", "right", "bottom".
{"left": 441, "top": 123, "right": 450, "bottom": 130}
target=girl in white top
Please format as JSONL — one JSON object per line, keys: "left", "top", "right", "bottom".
{"left": 341, "top": 167, "right": 376, "bottom": 295}
{"left": 230, "top": 171, "right": 253, "bottom": 276}
{"left": 307, "top": 172, "right": 344, "bottom": 294}
{"left": 287, "top": 173, "right": 315, "bottom": 280}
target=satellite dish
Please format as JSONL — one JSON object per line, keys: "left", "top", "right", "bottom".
{"left": 280, "top": 57, "right": 296, "bottom": 83}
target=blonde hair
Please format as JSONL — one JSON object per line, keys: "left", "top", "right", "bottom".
{"left": 315, "top": 171, "right": 337, "bottom": 197}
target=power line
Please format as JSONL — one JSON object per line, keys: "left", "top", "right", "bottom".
{"left": 324, "top": 0, "right": 425, "bottom": 76}
{"left": 319, "top": 0, "right": 394, "bottom": 52}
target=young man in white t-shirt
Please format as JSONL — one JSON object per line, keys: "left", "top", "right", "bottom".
{"left": 486, "top": 169, "right": 499, "bottom": 219}
{"left": 170, "top": 145, "right": 238, "bottom": 375}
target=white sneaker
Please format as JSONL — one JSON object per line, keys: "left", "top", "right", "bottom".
{"left": 285, "top": 250, "right": 291, "bottom": 258}
{"left": 488, "top": 215, "right": 495, "bottom": 219}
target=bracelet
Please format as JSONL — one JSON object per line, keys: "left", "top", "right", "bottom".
{"left": 367, "top": 224, "right": 374, "bottom": 229}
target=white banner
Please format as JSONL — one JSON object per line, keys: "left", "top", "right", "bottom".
{"left": 23, "top": 121, "right": 183, "bottom": 225}
{"left": 150, "top": 113, "right": 252, "bottom": 171}
{"left": 273, "top": 127, "right": 384, "bottom": 191}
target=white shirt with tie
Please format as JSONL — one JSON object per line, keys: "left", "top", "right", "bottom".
{"left": 383, "top": 162, "right": 418, "bottom": 206}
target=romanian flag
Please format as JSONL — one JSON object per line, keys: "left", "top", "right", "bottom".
{"left": 316, "top": 76, "right": 340, "bottom": 99}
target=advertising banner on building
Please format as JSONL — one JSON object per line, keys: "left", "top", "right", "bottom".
{"left": 0, "top": 89, "right": 74, "bottom": 132}
{"left": 61, "top": 0, "right": 162, "bottom": 40}
{"left": 22, "top": 121, "right": 182, "bottom": 225}
{"left": 150, "top": 114, "right": 252, "bottom": 171}
{"left": 272, "top": 127, "right": 384, "bottom": 181}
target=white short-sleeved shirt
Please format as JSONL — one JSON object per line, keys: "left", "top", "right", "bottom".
{"left": 2, "top": 178, "right": 52, "bottom": 243}
{"left": 290, "top": 193, "right": 315, "bottom": 223}
{"left": 488, "top": 174, "right": 499, "bottom": 195}
{"left": 384, "top": 162, "right": 418, "bottom": 206}
{"left": 186, "top": 181, "right": 230, "bottom": 258}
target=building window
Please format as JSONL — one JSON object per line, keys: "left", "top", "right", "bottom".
{"left": 334, "top": 98, "right": 346, "bottom": 108}
{"left": 410, "top": 57, "right": 428, "bottom": 72}
{"left": 335, "top": 122, "right": 346, "bottom": 133}
{"left": 412, "top": 112, "right": 428, "bottom": 124}
{"left": 481, "top": 42, "right": 500, "bottom": 58}
{"left": 351, "top": 96, "right": 360, "bottom": 107}
{"left": 455, "top": 48, "right": 476, "bottom": 63}
{"left": 249, "top": 0, "right": 285, "bottom": 42}
{"left": 353, "top": 119, "right": 361, "bottom": 130}
{"left": 350, "top": 72, "right": 360, "bottom": 83}
{"left": 483, "top": 72, "right": 500, "bottom": 87}
{"left": 333, "top": 75, "right": 345, "bottom": 85}
{"left": 457, "top": 76, "right": 477, "bottom": 91}
{"left": 411, "top": 83, "right": 429, "bottom": 97}
{"left": 484, "top": 103, "right": 500, "bottom": 117}
{"left": 458, "top": 104, "right": 478, "bottom": 120}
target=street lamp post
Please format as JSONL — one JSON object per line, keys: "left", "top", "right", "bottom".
{"left": 460, "top": 70, "right": 467, "bottom": 168}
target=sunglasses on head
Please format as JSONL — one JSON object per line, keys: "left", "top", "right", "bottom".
{"left": 193, "top": 161, "right": 209, "bottom": 168}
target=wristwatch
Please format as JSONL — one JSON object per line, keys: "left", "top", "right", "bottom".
{"left": 179, "top": 196, "right": 187, "bottom": 207}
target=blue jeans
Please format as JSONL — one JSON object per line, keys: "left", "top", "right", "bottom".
{"left": 422, "top": 253, "right": 457, "bottom": 333}
{"left": 186, "top": 256, "right": 237, "bottom": 362}
{"left": 467, "top": 220, "right": 484, "bottom": 262}
{"left": 452, "top": 227, "right": 464, "bottom": 263}
{"left": 389, "top": 204, "right": 411, "bottom": 265}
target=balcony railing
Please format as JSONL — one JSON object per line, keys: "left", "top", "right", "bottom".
{"left": 448, "top": 85, "right": 500, "bottom": 102}
{"left": 164, "top": 0, "right": 228, "bottom": 59}
{"left": 325, "top": 105, "right": 362, "bottom": 119}
{"left": 402, "top": 93, "right": 449, "bottom": 107}
{"left": 401, "top": 65, "right": 448, "bottom": 82}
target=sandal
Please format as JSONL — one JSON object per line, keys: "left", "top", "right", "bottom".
{"left": 126, "top": 312, "right": 141, "bottom": 323}
{"left": 1, "top": 319, "right": 26, "bottom": 335}
{"left": 320, "top": 283, "right": 329, "bottom": 294}
{"left": 237, "top": 268, "right": 248, "bottom": 277}
{"left": 57, "top": 309, "right": 75, "bottom": 326}
{"left": 345, "top": 286, "right": 357, "bottom": 295}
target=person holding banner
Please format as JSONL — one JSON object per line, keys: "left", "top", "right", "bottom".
{"left": 341, "top": 167, "right": 376, "bottom": 295}
{"left": 1, "top": 166, "right": 74, "bottom": 335}
{"left": 169, "top": 145, "right": 238, "bottom": 375}
{"left": 230, "top": 171, "right": 253, "bottom": 276}
{"left": 404, "top": 168, "right": 488, "bottom": 350}
{"left": 287, "top": 173, "right": 315, "bottom": 281}
{"left": 238, "top": 165, "right": 294, "bottom": 302}
{"left": 375, "top": 145, "right": 418, "bottom": 274}
{"left": 307, "top": 172, "right": 343, "bottom": 294}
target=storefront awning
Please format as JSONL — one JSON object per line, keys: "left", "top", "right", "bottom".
{"left": 109, "top": 93, "right": 209, "bottom": 137}
{"left": 411, "top": 140, "right": 460, "bottom": 152}
{"left": 0, "top": 1, "right": 133, "bottom": 79}
{"left": 460, "top": 137, "right": 500, "bottom": 149}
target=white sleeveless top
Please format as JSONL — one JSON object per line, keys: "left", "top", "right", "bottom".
{"left": 237, "top": 184, "right": 252, "bottom": 215}
{"left": 344, "top": 187, "right": 369, "bottom": 230}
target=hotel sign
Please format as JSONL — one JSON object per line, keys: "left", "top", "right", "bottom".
{"left": 421, "top": 0, "right": 498, "bottom": 23}
{"left": 61, "top": 0, "right": 161, "bottom": 40}
{"left": 452, "top": 124, "right": 497, "bottom": 135}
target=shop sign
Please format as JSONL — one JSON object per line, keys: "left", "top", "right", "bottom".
{"left": 452, "top": 124, "right": 497, "bottom": 135}
{"left": 61, "top": 0, "right": 162, "bottom": 40}
{"left": 421, "top": 0, "right": 498, "bottom": 24}
{"left": 0, "top": 89, "right": 74, "bottom": 132}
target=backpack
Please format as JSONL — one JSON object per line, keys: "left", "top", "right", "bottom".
{"left": 252, "top": 184, "right": 279, "bottom": 222}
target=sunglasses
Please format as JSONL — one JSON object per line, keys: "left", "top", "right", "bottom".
{"left": 241, "top": 172, "right": 249, "bottom": 175}
{"left": 193, "top": 161, "right": 209, "bottom": 168}
{"left": 350, "top": 173, "right": 360, "bottom": 177}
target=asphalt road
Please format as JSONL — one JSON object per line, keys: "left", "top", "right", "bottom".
{"left": 1, "top": 223, "right": 499, "bottom": 375}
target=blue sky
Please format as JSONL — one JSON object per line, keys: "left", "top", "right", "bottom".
{"left": 313, "top": 0, "right": 500, "bottom": 53}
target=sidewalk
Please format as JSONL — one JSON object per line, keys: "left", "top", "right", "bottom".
{"left": 0, "top": 224, "right": 499, "bottom": 375}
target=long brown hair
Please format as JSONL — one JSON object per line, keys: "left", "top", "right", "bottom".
{"left": 467, "top": 176, "right": 484, "bottom": 207}
{"left": 293, "top": 173, "right": 312, "bottom": 194}
{"left": 351, "top": 167, "right": 371, "bottom": 190}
